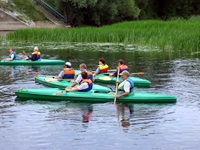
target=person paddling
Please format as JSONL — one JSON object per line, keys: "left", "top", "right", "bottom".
{"left": 3, "top": 48, "right": 17, "bottom": 60}
{"left": 115, "top": 71, "right": 134, "bottom": 98}
{"left": 66, "top": 72, "right": 93, "bottom": 92}
{"left": 93, "top": 58, "right": 109, "bottom": 76}
{"left": 55, "top": 62, "right": 75, "bottom": 79}
{"left": 70, "top": 63, "right": 93, "bottom": 88}
{"left": 23, "top": 46, "right": 41, "bottom": 61}
{"left": 109, "top": 59, "right": 129, "bottom": 77}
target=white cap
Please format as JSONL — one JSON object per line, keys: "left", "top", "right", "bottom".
{"left": 34, "top": 46, "right": 38, "bottom": 51}
{"left": 65, "top": 62, "right": 71, "bottom": 66}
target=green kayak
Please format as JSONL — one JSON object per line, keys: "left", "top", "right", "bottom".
{"left": 0, "top": 59, "right": 65, "bottom": 65}
{"left": 15, "top": 88, "right": 176, "bottom": 103}
{"left": 94, "top": 73, "right": 151, "bottom": 87}
{"left": 35, "top": 76, "right": 111, "bottom": 93}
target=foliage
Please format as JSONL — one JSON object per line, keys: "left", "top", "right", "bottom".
{"left": 6, "top": 19, "right": 200, "bottom": 52}
{"left": 135, "top": 0, "right": 200, "bottom": 20}
{"left": 60, "top": 0, "right": 140, "bottom": 26}
{"left": 11, "top": 0, "right": 47, "bottom": 21}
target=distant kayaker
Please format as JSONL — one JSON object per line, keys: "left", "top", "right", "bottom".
{"left": 23, "top": 46, "right": 41, "bottom": 61}
{"left": 93, "top": 58, "right": 109, "bottom": 76}
{"left": 3, "top": 48, "right": 17, "bottom": 60}
{"left": 109, "top": 59, "right": 129, "bottom": 77}
{"left": 115, "top": 71, "right": 134, "bottom": 98}
{"left": 66, "top": 72, "right": 93, "bottom": 92}
{"left": 70, "top": 63, "right": 93, "bottom": 87}
{"left": 54, "top": 62, "right": 75, "bottom": 79}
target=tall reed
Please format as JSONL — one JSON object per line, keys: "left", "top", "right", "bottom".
{"left": 6, "top": 19, "right": 200, "bottom": 52}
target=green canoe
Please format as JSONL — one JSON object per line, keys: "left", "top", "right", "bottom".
{"left": 15, "top": 88, "right": 176, "bottom": 103}
{"left": 0, "top": 59, "right": 65, "bottom": 65}
{"left": 35, "top": 76, "right": 111, "bottom": 93}
{"left": 94, "top": 73, "right": 151, "bottom": 87}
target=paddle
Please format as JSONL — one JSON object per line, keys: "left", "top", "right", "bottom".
{"left": 54, "top": 90, "right": 66, "bottom": 95}
{"left": 44, "top": 77, "right": 58, "bottom": 82}
{"left": 22, "top": 50, "right": 27, "bottom": 56}
{"left": 96, "top": 72, "right": 144, "bottom": 81}
{"left": 96, "top": 76, "right": 112, "bottom": 81}
{"left": 108, "top": 69, "right": 144, "bottom": 74}
{"left": 114, "top": 67, "right": 120, "bottom": 104}
{"left": 54, "top": 87, "right": 73, "bottom": 95}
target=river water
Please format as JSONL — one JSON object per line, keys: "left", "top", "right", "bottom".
{"left": 0, "top": 43, "right": 200, "bottom": 150}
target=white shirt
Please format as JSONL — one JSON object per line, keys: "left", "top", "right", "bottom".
{"left": 123, "top": 81, "right": 131, "bottom": 93}
{"left": 78, "top": 82, "right": 89, "bottom": 90}
{"left": 10, "top": 54, "right": 15, "bottom": 60}
{"left": 118, "top": 80, "right": 131, "bottom": 93}
{"left": 75, "top": 69, "right": 88, "bottom": 84}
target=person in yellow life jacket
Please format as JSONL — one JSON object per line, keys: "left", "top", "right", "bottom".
{"left": 109, "top": 59, "right": 129, "bottom": 77}
{"left": 93, "top": 58, "right": 109, "bottom": 76}
{"left": 66, "top": 72, "right": 93, "bottom": 92}
{"left": 23, "top": 46, "right": 41, "bottom": 61}
{"left": 70, "top": 63, "right": 93, "bottom": 88}
{"left": 55, "top": 62, "right": 75, "bottom": 79}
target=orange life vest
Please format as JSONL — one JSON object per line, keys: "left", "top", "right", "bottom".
{"left": 79, "top": 79, "right": 93, "bottom": 92}
{"left": 119, "top": 64, "right": 129, "bottom": 73}
{"left": 63, "top": 68, "right": 75, "bottom": 79}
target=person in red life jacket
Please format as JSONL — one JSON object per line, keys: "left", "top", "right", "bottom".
{"left": 115, "top": 71, "right": 134, "bottom": 98}
{"left": 70, "top": 63, "right": 93, "bottom": 88}
{"left": 66, "top": 72, "right": 93, "bottom": 92}
{"left": 109, "top": 59, "right": 129, "bottom": 77}
{"left": 4, "top": 48, "right": 17, "bottom": 60}
{"left": 23, "top": 46, "right": 41, "bottom": 61}
{"left": 54, "top": 62, "right": 75, "bottom": 79}
{"left": 93, "top": 58, "right": 109, "bottom": 76}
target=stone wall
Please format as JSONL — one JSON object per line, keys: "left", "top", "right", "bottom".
{"left": 0, "top": 8, "right": 29, "bottom": 31}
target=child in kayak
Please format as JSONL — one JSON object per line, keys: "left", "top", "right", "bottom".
{"left": 70, "top": 63, "right": 93, "bottom": 87}
{"left": 54, "top": 62, "right": 75, "bottom": 79}
{"left": 3, "top": 48, "right": 17, "bottom": 60}
{"left": 93, "top": 58, "right": 109, "bottom": 76}
{"left": 109, "top": 59, "right": 129, "bottom": 77}
{"left": 65, "top": 72, "right": 93, "bottom": 92}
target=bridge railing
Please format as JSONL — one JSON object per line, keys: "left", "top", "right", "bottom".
{"left": 35, "top": 0, "right": 67, "bottom": 23}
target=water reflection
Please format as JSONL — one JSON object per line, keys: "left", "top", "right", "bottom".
{"left": 116, "top": 103, "right": 134, "bottom": 128}
{"left": 0, "top": 43, "right": 200, "bottom": 150}
{"left": 45, "top": 102, "right": 94, "bottom": 123}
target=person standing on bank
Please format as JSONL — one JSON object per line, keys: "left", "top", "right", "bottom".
{"left": 109, "top": 59, "right": 129, "bottom": 77}
{"left": 4, "top": 48, "right": 17, "bottom": 60}
{"left": 115, "top": 71, "right": 134, "bottom": 98}
{"left": 93, "top": 58, "right": 109, "bottom": 76}
{"left": 56, "top": 62, "right": 75, "bottom": 79}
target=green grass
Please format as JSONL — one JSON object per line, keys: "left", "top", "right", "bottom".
{"left": 6, "top": 19, "right": 200, "bottom": 52}
{"left": 12, "top": 0, "right": 47, "bottom": 21}
{"left": 1, "top": 0, "right": 47, "bottom": 21}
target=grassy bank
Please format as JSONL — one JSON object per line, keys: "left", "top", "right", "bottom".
{"left": 6, "top": 19, "right": 200, "bottom": 52}
{"left": 0, "top": 0, "right": 47, "bottom": 21}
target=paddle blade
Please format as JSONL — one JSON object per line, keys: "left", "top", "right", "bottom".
{"left": 53, "top": 90, "right": 66, "bottom": 95}
{"left": 22, "top": 50, "right": 27, "bottom": 55}
{"left": 44, "top": 77, "right": 57, "bottom": 82}
{"left": 97, "top": 76, "right": 112, "bottom": 81}
{"left": 131, "top": 72, "right": 145, "bottom": 75}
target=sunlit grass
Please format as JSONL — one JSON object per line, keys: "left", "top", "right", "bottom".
{"left": 6, "top": 19, "right": 200, "bottom": 52}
